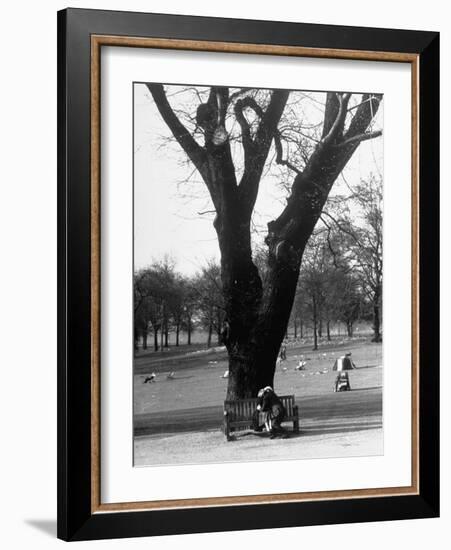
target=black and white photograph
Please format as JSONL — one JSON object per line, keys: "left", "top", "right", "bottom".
{"left": 133, "top": 82, "right": 384, "bottom": 466}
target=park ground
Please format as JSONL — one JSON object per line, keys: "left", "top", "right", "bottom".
{"left": 133, "top": 336, "right": 383, "bottom": 466}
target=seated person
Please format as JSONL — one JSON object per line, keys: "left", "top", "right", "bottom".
{"left": 253, "top": 386, "right": 286, "bottom": 438}
{"left": 334, "top": 372, "right": 351, "bottom": 392}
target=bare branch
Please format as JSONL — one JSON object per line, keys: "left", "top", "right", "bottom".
{"left": 336, "top": 130, "right": 383, "bottom": 148}
{"left": 146, "top": 83, "right": 207, "bottom": 177}
{"left": 274, "top": 130, "right": 301, "bottom": 174}
{"left": 345, "top": 94, "right": 383, "bottom": 140}
{"left": 321, "top": 92, "right": 351, "bottom": 145}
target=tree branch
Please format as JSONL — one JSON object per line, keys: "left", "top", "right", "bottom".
{"left": 237, "top": 90, "right": 289, "bottom": 212}
{"left": 344, "top": 93, "right": 383, "bottom": 140}
{"left": 336, "top": 130, "right": 383, "bottom": 148}
{"left": 274, "top": 130, "right": 301, "bottom": 174}
{"left": 146, "top": 83, "right": 207, "bottom": 177}
{"left": 321, "top": 92, "right": 351, "bottom": 145}
{"left": 234, "top": 97, "right": 258, "bottom": 157}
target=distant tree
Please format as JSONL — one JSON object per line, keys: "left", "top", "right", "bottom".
{"left": 337, "top": 273, "right": 362, "bottom": 337}
{"left": 290, "top": 288, "right": 309, "bottom": 339}
{"left": 168, "top": 275, "right": 187, "bottom": 347}
{"left": 134, "top": 258, "right": 177, "bottom": 352}
{"left": 322, "top": 175, "right": 383, "bottom": 342}
{"left": 194, "top": 261, "right": 225, "bottom": 347}
{"left": 181, "top": 278, "right": 198, "bottom": 345}
{"left": 297, "top": 237, "right": 333, "bottom": 350}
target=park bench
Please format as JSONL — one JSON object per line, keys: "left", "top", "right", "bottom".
{"left": 223, "top": 395, "right": 300, "bottom": 441}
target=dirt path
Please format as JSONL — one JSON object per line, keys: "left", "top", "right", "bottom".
{"left": 134, "top": 426, "right": 383, "bottom": 466}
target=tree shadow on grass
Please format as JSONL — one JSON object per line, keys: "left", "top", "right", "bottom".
{"left": 135, "top": 388, "right": 383, "bottom": 438}
{"left": 231, "top": 418, "right": 382, "bottom": 441}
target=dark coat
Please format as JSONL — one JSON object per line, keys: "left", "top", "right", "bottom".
{"left": 257, "top": 389, "right": 285, "bottom": 427}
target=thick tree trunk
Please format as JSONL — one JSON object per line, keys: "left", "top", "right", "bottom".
{"left": 300, "top": 320, "right": 304, "bottom": 339}
{"left": 187, "top": 319, "right": 192, "bottom": 345}
{"left": 175, "top": 323, "right": 180, "bottom": 346}
{"left": 224, "top": 252, "right": 304, "bottom": 397}
{"left": 153, "top": 330, "right": 159, "bottom": 352}
{"left": 318, "top": 318, "right": 323, "bottom": 338}
{"left": 346, "top": 321, "right": 353, "bottom": 337}
{"left": 142, "top": 332, "right": 148, "bottom": 350}
{"left": 327, "top": 320, "right": 331, "bottom": 341}
{"left": 294, "top": 318, "right": 297, "bottom": 339}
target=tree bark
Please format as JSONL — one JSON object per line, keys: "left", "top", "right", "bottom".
{"left": 153, "top": 330, "right": 159, "bottom": 352}
{"left": 142, "top": 332, "right": 148, "bottom": 350}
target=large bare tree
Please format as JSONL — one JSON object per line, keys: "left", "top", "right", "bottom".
{"left": 146, "top": 84, "right": 382, "bottom": 398}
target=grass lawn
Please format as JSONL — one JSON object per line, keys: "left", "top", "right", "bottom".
{"left": 133, "top": 337, "right": 383, "bottom": 466}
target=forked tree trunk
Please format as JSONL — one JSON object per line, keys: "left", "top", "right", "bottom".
{"left": 219, "top": 207, "right": 307, "bottom": 398}
{"left": 224, "top": 255, "right": 302, "bottom": 398}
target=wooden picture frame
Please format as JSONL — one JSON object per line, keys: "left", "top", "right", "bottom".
{"left": 57, "top": 7, "right": 439, "bottom": 541}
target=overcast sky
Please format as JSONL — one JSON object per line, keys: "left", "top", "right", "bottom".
{"left": 134, "top": 83, "right": 383, "bottom": 275}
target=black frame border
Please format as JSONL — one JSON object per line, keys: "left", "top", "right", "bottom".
{"left": 57, "top": 8, "right": 439, "bottom": 541}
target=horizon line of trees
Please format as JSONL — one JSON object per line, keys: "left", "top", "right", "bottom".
{"left": 134, "top": 173, "right": 382, "bottom": 354}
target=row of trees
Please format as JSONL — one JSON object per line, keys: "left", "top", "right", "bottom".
{"left": 134, "top": 259, "right": 225, "bottom": 352}
{"left": 291, "top": 175, "right": 383, "bottom": 349}
{"left": 135, "top": 170, "right": 382, "bottom": 354}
